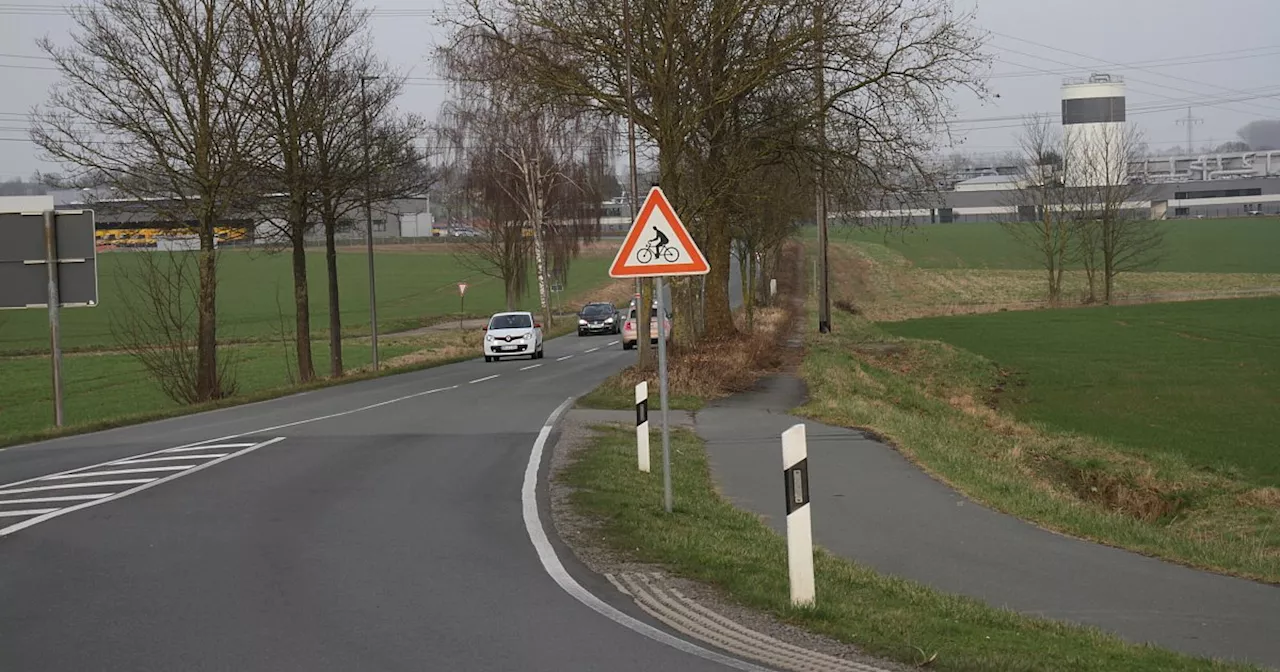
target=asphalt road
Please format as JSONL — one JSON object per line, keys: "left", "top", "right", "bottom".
{"left": 0, "top": 271, "right": 749, "bottom": 672}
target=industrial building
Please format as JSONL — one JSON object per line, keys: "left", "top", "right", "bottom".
{"left": 857, "top": 73, "right": 1280, "bottom": 224}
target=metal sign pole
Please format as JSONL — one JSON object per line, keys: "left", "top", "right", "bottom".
{"left": 43, "top": 209, "right": 64, "bottom": 427}
{"left": 656, "top": 275, "right": 673, "bottom": 513}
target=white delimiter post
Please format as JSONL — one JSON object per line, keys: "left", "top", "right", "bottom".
{"left": 782, "top": 423, "right": 815, "bottom": 606}
{"left": 635, "top": 381, "right": 651, "bottom": 473}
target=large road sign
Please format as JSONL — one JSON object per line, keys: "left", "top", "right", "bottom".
{"left": 0, "top": 210, "right": 98, "bottom": 309}
{"left": 609, "top": 187, "right": 709, "bottom": 278}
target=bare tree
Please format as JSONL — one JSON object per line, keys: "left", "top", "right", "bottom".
{"left": 445, "top": 0, "right": 987, "bottom": 347}
{"left": 1064, "top": 123, "right": 1163, "bottom": 304}
{"left": 111, "top": 250, "right": 239, "bottom": 404}
{"left": 1001, "top": 115, "right": 1073, "bottom": 303}
{"left": 32, "top": 0, "right": 262, "bottom": 402}
{"left": 237, "top": 0, "right": 367, "bottom": 383}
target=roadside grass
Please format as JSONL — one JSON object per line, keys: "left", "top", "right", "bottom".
{"left": 0, "top": 246, "right": 618, "bottom": 354}
{"left": 796, "top": 305, "right": 1280, "bottom": 583}
{"left": 836, "top": 218, "right": 1280, "bottom": 273}
{"left": 884, "top": 298, "right": 1280, "bottom": 488}
{"left": 562, "top": 425, "right": 1258, "bottom": 672}
{"left": 835, "top": 238, "right": 1280, "bottom": 321}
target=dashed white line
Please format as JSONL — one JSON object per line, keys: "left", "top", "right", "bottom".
{"left": 0, "top": 494, "right": 111, "bottom": 505}
{"left": 469, "top": 374, "right": 500, "bottom": 384}
{"left": 41, "top": 466, "right": 191, "bottom": 480}
{"left": 0, "top": 479, "right": 159, "bottom": 495}
{"left": 585, "top": 347, "right": 600, "bottom": 353}
{"left": 112, "top": 454, "right": 228, "bottom": 465}
{"left": 556, "top": 355, "right": 574, "bottom": 361}
{"left": 520, "top": 364, "right": 543, "bottom": 371}
{"left": 608, "top": 340, "right": 620, "bottom": 346}
{"left": 0, "top": 509, "right": 59, "bottom": 518}
{"left": 0, "top": 438, "right": 285, "bottom": 538}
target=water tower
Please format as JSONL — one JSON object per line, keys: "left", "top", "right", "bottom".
{"left": 1061, "top": 73, "right": 1128, "bottom": 186}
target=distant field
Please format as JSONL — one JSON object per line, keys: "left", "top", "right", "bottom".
{"left": 837, "top": 218, "right": 1280, "bottom": 274}
{"left": 884, "top": 297, "right": 1280, "bottom": 487}
{"left": 0, "top": 247, "right": 613, "bottom": 354}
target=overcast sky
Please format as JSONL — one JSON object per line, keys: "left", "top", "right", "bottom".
{"left": 3, "top": 0, "right": 1279, "bottom": 179}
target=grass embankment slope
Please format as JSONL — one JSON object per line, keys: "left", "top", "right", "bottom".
{"left": 797, "top": 235, "right": 1280, "bottom": 582}
{"left": 0, "top": 245, "right": 626, "bottom": 443}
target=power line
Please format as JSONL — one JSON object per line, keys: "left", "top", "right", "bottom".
{"left": 988, "top": 45, "right": 1280, "bottom": 80}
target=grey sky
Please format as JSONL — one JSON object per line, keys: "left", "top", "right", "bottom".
{"left": 2, "top": 0, "right": 1279, "bottom": 178}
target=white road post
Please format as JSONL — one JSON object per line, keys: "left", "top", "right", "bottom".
{"left": 782, "top": 423, "right": 815, "bottom": 606}
{"left": 635, "top": 381, "right": 651, "bottom": 472}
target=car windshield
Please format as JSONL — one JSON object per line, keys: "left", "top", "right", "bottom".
{"left": 582, "top": 304, "right": 612, "bottom": 317}
{"left": 489, "top": 314, "right": 532, "bottom": 330}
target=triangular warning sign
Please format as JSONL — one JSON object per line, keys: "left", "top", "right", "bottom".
{"left": 609, "top": 187, "right": 710, "bottom": 278}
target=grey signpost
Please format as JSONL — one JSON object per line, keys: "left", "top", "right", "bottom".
{"left": 0, "top": 209, "right": 98, "bottom": 427}
{"left": 608, "top": 186, "right": 709, "bottom": 513}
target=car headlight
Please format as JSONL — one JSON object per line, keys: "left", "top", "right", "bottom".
{"left": 604, "top": 317, "right": 614, "bottom": 323}
{"left": 579, "top": 319, "right": 587, "bottom": 325}
{"left": 522, "top": 331, "right": 533, "bottom": 339}
{"left": 485, "top": 334, "right": 494, "bottom": 342}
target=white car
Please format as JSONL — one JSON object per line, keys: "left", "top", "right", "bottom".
{"left": 483, "top": 311, "right": 544, "bottom": 362}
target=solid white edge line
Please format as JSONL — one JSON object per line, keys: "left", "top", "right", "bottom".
{"left": 521, "top": 398, "right": 772, "bottom": 672}
{"left": 0, "top": 494, "right": 111, "bottom": 505}
{"left": 162, "top": 443, "right": 256, "bottom": 453}
{"left": 520, "top": 364, "right": 543, "bottom": 371}
{"left": 469, "top": 374, "right": 501, "bottom": 384}
{"left": 0, "top": 479, "right": 159, "bottom": 495}
{"left": 585, "top": 347, "right": 600, "bottom": 353}
{"left": 112, "top": 454, "right": 228, "bottom": 464}
{"left": 0, "top": 385, "right": 460, "bottom": 492}
{"left": 556, "top": 355, "right": 574, "bottom": 361}
{"left": 0, "top": 437, "right": 286, "bottom": 538}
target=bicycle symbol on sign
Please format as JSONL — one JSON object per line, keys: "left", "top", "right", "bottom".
{"left": 637, "top": 227, "right": 679, "bottom": 264}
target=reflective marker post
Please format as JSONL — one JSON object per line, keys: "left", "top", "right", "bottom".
{"left": 782, "top": 423, "right": 815, "bottom": 606}
{"left": 656, "top": 275, "right": 673, "bottom": 513}
{"left": 635, "top": 380, "right": 650, "bottom": 473}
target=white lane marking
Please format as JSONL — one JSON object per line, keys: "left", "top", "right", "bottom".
{"left": 520, "top": 364, "right": 543, "bottom": 371}
{"left": 608, "top": 340, "right": 620, "bottom": 346}
{"left": 162, "top": 443, "right": 255, "bottom": 453}
{"left": 556, "top": 355, "right": 574, "bottom": 362}
{"left": 112, "top": 454, "right": 227, "bottom": 465}
{"left": 0, "top": 494, "right": 111, "bottom": 505}
{"left": 0, "top": 438, "right": 285, "bottom": 538}
{"left": 0, "top": 479, "right": 159, "bottom": 495}
{"left": 585, "top": 347, "right": 600, "bottom": 353}
{"left": 469, "top": 374, "right": 501, "bottom": 384}
{"left": 0, "top": 509, "right": 59, "bottom": 518}
{"left": 41, "top": 466, "right": 191, "bottom": 480}
{"left": 521, "top": 399, "right": 771, "bottom": 672}
{"left": 0, "top": 385, "right": 457, "bottom": 494}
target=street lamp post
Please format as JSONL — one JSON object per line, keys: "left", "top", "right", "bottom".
{"left": 361, "top": 74, "right": 381, "bottom": 370}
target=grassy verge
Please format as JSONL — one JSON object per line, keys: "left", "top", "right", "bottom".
{"left": 796, "top": 306, "right": 1280, "bottom": 583}
{"left": 563, "top": 425, "right": 1256, "bottom": 671}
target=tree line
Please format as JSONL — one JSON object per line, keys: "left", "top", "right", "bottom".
{"left": 31, "top": 0, "right": 432, "bottom": 402}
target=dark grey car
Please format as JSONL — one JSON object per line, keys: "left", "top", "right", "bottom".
{"left": 577, "top": 302, "right": 620, "bottom": 336}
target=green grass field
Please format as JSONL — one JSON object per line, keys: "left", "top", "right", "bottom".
{"left": 884, "top": 297, "right": 1280, "bottom": 487}
{"left": 837, "top": 219, "right": 1280, "bottom": 273}
{"left": 0, "top": 247, "right": 613, "bottom": 354}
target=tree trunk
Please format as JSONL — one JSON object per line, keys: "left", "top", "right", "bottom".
{"left": 290, "top": 196, "right": 315, "bottom": 383}
{"left": 531, "top": 203, "right": 552, "bottom": 329}
{"left": 703, "top": 204, "right": 735, "bottom": 338}
{"left": 195, "top": 216, "right": 219, "bottom": 401}
{"left": 324, "top": 207, "right": 343, "bottom": 378}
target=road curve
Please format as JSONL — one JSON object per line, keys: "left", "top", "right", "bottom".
{"left": 0, "top": 268, "right": 750, "bottom": 671}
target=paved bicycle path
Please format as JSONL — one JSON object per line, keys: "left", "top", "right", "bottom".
{"left": 697, "top": 374, "right": 1280, "bottom": 669}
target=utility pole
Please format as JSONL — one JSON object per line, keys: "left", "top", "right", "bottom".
{"left": 814, "top": 1, "right": 831, "bottom": 333}
{"left": 361, "top": 74, "right": 381, "bottom": 371}
{"left": 624, "top": 0, "right": 651, "bottom": 365}
{"left": 1176, "top": 106, "right": 1203, "bottom": 155}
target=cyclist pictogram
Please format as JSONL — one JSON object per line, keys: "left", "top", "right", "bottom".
{"left": 637, "top": 228, "right": 679, "bottom": 264}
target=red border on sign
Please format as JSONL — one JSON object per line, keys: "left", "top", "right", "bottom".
{"left": 609, "top": 187, "right": 710, "bottom": 278}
